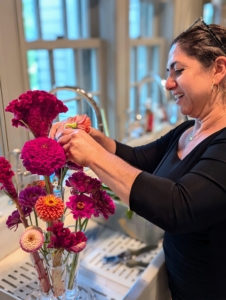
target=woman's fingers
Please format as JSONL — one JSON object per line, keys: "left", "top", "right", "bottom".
{"left": 49, "top": 122, "right": 60, "bottom": 139}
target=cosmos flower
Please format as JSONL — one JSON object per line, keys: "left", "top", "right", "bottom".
{"left": 66, "top": 171, "right": 101, "bottom": 194}
{"left": 35, "top": 194, "right": 64, "bottom": 222}
{"left": 6, "top": 207, "right": 32, "bottom": 231}
{"left": 19, "top": 186, "right": 47, "bottom": 208}
{"left": 64, "top": 114, "right": 91, "bottom": 133}
{"left": 47, "top": 222, "right": 87, "bottom": 253}
{"left": 21, "top": 137, "right": 66, "bottom": 176}
{"left": 20, "top": 228, "right": 44, "bottom": 252}
{"left": 5, "top": 90, "right": 68, "bottom": 137}
{"left": 92, "top": 190, "right": 115, "bottom": 219}
{"left": 66, "top": 194, "right": 95, "bottom": 220}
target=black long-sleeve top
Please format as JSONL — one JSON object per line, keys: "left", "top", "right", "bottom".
{"left": 115, "top": 120, "right": 226, "bottom": 300}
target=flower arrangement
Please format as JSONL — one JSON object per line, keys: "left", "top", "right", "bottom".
{"left": 1, "top": 90, "right": 115, "bottom": 299}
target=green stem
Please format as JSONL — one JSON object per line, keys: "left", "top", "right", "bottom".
{"left": 67, "top": 253, "right": 79, "bottom": 290}
{"left": 19, "top": 119, "right": 35, "bottom": 137}
{"left": 34, "top": 211, "right": 38, "bottom": 227}
{"left": 82, "top": 218, "right": 89, "bottom": 232}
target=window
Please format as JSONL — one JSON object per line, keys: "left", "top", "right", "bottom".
{"left": 129, "top": 0, "right": 166, "bottom": 121}
{"left": 21, "top": 0, "right": 103, "bottom": 124}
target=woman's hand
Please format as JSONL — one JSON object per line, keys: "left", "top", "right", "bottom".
{"left": 58, "top": 129, "right": 104, "bottom": 167}
{"left": 49, "top": 118, "right": 75, "bottom": 140}
{"left": 50, "top": 118, "right": 116, "bottom": 154}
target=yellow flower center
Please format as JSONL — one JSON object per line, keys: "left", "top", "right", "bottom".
{"left": 76, "top": 202, "right": 85, "bottom": 210}
{"left": 64, "top": 122, "right": 77, "bottom": 129}
{"left": 44, "top": 195, "right": 59, "bottom": 206}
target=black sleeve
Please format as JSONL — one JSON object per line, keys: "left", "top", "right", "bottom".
{"left": 115, "top": 128, "right": 177, "bottom": 173}
{"left": 130, "top": 137, "right": 226, "bottom": 234}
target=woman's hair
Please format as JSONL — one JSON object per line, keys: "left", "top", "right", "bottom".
{"left": 171, "top": 24, "right": 226, "bottom": 69}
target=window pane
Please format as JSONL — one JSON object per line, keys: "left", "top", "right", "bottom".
{"left": 27, "top": 50, "right": 52, "bottom": 90}
{"left": 203, "top": 3, "right": 214, "bottom": 24}
{"left": 53, "top": 49, "right": 76, "bottom": 86}
{"left": 129, "top": 0, "right": 153, "bottom": 38}
{"left": 129, "top": 0, "right": 140, "bottom": 39}
{"left": 137, "top": 46, "right": 148, "bottom": 81}
{"left": 39, "top": 0, "right": 64, "bottom": 40}
{"left": 22, "top": 0, "right": 39, "bottom": 41}
{"left": 66, "top": 0, "right": 80, "bottom": 39}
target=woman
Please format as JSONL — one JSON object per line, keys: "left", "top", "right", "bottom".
{"left": 51, "top": 19, "right": 226, "bottom": 300}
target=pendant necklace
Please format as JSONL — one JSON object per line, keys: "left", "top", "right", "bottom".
{"left": 188, "top": 114, "right": 226, "bottom": 141}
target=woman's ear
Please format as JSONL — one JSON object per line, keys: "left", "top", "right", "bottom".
{"left": 213, "top": 56, "right": 226, "bottom": 84}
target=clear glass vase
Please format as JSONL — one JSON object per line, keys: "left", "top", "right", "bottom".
{"left": 66, "top": 253, "right": 95, "bottom": 300}
{"left": 25, "top": 252, "right": 67, "bottom": 300}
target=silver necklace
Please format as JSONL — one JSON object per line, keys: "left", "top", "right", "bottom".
{"left": 188, "top": 114, "right": 226, "bottom": 141}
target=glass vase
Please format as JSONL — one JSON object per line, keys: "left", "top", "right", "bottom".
{"left": 26, "top": 252, "right": 67, "bottom": 300}
{"left": 66, "top": 253, "right": 95, "bottom": 300}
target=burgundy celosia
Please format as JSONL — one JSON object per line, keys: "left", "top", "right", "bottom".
{"left": 21, "top": 137, "right": 66, "bottom": 176}
{"left": 47, "top": 222, "right": 87, "bottom": 253}
{"left": 92, "top": 190, "right": 115, "bottom": 219}
{"left": 66, "top": 194, "right": 95, "bottom": 220}
{"left": 19, "top": 186, "right": 47, "bottom": 208}
{"left": 66, "top": 171, "right": 101, "bottom": 194}
{"left": 5, "top": 90, "right": 68, "bottom": 137}
{"left": 0, "top": 157, "right": 15, "bottom": 188}
{"left": 6, "top": 207, "right": 32, "bottom": 231}
{"left": 0, "top": 157, "right": 17, "bottom": 199}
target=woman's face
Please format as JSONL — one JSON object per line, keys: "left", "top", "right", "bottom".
{"left": 165, "top": 43, "right": 214, "bottom": 118}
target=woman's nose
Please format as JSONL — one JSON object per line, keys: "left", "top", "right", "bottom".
{"left": 165, "top": 76, "right": 177, "bottom": 91}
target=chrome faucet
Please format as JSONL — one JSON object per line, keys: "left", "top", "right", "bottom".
{"left": 124, "top": 72, "right": 170, "bottom": 141}
{"left": 49, "top": 86, "right": 104, "bottom": 133}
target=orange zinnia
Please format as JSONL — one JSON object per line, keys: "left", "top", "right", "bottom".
{"left": 35, "top": 194, "right": 64, "bottom": 222}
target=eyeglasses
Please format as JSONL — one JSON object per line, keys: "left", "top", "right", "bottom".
{"left": 185, "top": 17, "right": 226, "bottom": 55}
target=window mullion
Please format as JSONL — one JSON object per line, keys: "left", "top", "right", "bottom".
{"left": 62, "top": 0, "right": 68, "bottom": 38}
{"left": 35, "top": 0, "right": 42, "bottom": 39}
{"left": 49, "top": 50, "right": 55, "bottom": 88}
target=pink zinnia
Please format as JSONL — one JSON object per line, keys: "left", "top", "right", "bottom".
{"left": 92, "top": 190, "right": 115, "bottom": 219}
{"left": 21, "top": 137, "right": 66, "bottom": 176}
{"left": 5, "top": 90, "right": 68, "bottom": 137}
{"left": 47, "top": 222, "right": 87, "bottom": 253}
{"left": 20, "top": 228, "right": 44, "bottom": 252}
{"left": 66, "top": 171, "right": 101, "bottom": 194}
{"left": 64, "top": 114, "right": 91, "bottom": 133}
{"left": 66, "top": 194, "right": 95, "bottom": 220}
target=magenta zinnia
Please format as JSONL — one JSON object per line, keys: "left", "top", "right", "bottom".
{"left": 47, "top": 222, "right": 87, "bottom": 253}
{"left": 66, "top": 171, "right": 101, "bottom": 194}
{"left": 5, "top": 90, "right": 68, "bottom": 137}
{"left": 21, "top": 137, "right": 66, "bottom": 176}
{"left": 66, "top": 194, "right": 95, "bottom": 220}
{"left": 92, "top": 190, "right": 115, "bottom": 219}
